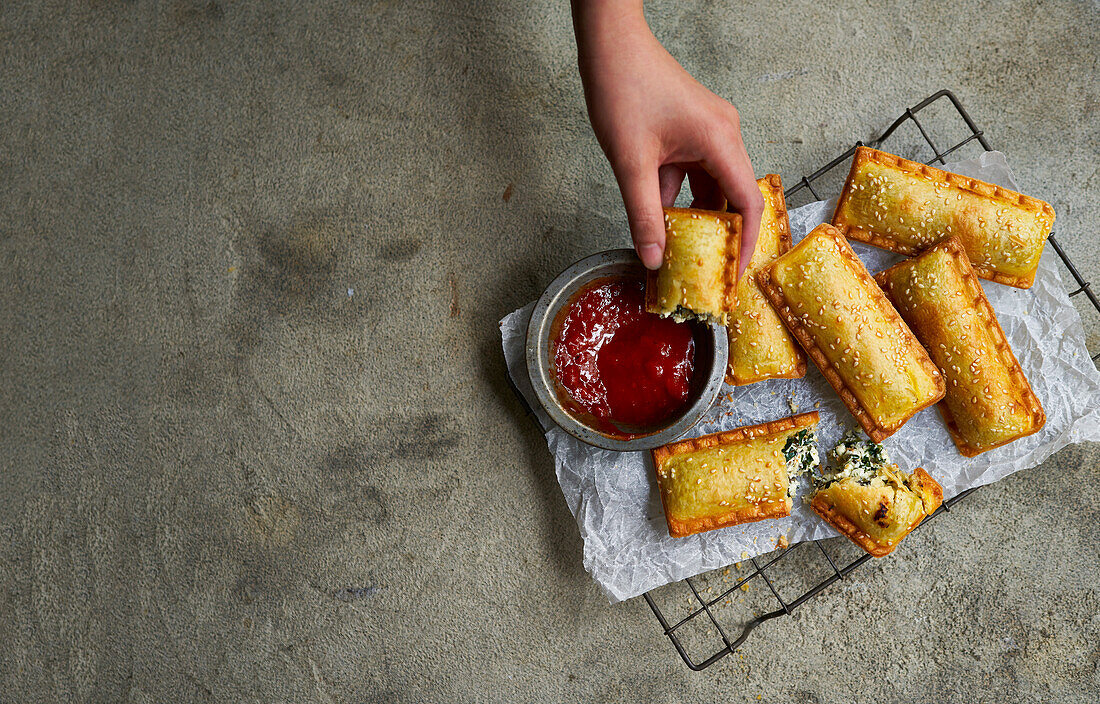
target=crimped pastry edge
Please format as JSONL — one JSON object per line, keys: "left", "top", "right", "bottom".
{"left": 651, "top": 411, "right": 819, "bottom": 538}
{"left": 725, "top": 174, "right": 808, "bottom": 386}
{"left": 831, "top": 146, "right": 1055, "bottom": 289}
{"left": 645, "top": 207, "right": 742, "bottom": 325}
{"left": 810, "top": 467, "right": 942, "bottom": 558}
{"left": 755, "top": 223, "right": 945, "bottom": 442}
{"left": 875, "top": 236, "right": 1046, "bottom": 456}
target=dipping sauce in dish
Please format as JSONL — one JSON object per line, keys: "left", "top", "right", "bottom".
{"left": 553, "top": 277, "right": 697, "bottom": 434}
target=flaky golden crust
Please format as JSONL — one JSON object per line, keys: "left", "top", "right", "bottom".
{"left": 811, "top": 492, "right": 893, "bottom": 557}
{"left": 646, "top": 207, "right": 741, "bottom": 325}
{"left": 908, "top": 467, "right": 944, "bottom": 514}
{"left": 756, "top": 224, "right": 945, "bottom": 442}
{"left": 653, "top": 411, "right": 820, "bottom": 460}
{"left": 832, "top": 147, "right": 1055, "bottom": 289}
{"left": 810, "top": 466, "right": 942, "bottom": 557}
{"left": 875, "top": 236, "right": 1046, "bottom": 456}
{"left": 726, "top": 175, "right": 807, "bottom": 385}
{"left": 651, "top": 412, "right": 819, "bottom": 538}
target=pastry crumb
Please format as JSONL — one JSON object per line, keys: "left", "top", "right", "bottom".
{"left": 777, "top": 535, "right": 789, "bottom": 549}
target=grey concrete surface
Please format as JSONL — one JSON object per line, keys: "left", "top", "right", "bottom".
{"left": 0, "top": 0, "right": 1097, "bottom": 701}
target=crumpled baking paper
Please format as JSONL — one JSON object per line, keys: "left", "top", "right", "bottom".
{"left": 499, "top": 152, "right": 1100, "bottom": 603}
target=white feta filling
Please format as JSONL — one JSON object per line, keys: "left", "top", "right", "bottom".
{"left": 817, "top": 430, "right": 890, "bottom": 487}
{"left": 782, "top": 429, "right": 819, "bottom": 498}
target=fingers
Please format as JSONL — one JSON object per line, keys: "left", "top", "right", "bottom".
{"left": 703, "top": 132, "right": 764, "bottom": 280}
{"left": 658, "top": 164, "right": 686, "bottom": 207}
{"left": 686, "top": 166, "right": 727, "bottom": 211}
{"left": 613, "top": 158, "right": 666, "bottom": 270}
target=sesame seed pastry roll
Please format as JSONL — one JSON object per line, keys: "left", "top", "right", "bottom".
{"left": 832, "top": 146, "right": 1055, "bottom": 289}
{"left": 651, "top": 412, "right": 819, "bottom": 538}
{"left": 725, "top": 175, "right": 807, "bottom": 385}
{"left": 810, "top": 432, "right": 943, "bottom": 557}
{"left": 756, "top": 223, "right": 945, "bottom": 442}
{"left": 875, "top": 236, "right": 1045, "bottom": 457}
{"left": 646, "top": 207, "right": 741, "bottom": 326}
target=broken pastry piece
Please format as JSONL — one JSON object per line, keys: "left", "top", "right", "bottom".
{"left": 875, "top": 236, "right": 1045, "bottom": 456}
{"left": 646, "top": 207, "right": 741, "bottom": 325}
{"left": 756, "top": 223, "right": 945, "bottom": 442}
{"left": 726, "top": 175, "right": 807, "bottom": 385}
{"left": 811, "top": 432, "right": 943, "bottom": 557}
{"left": 652, "top": 412, "right": 819, "bottom": 538}
{"left": 832, "top": 146, "right": 1055, "bottom": 288}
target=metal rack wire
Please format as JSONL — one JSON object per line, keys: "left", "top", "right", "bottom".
{"left": 642, "top": 89, "right": 1100, "bottom": 670}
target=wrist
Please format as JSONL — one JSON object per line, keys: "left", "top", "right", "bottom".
{"left": 572, "top": 0, "right": 652, "bottom": 61}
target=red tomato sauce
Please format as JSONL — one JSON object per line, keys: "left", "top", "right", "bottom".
{"left": 552, "top": 277, "right": 697, "bottom": 435}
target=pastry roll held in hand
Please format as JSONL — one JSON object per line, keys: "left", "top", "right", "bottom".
{"left": 652, "top": 412, "right": 819, "bottom": 538}
{"left": 646, "top": 208, "right": 741, "bottom": 326}
{"left": 810, "top": 432, "right": 943, "bottom": 557}
{"left": 875, "top": 236, "right": 1045, "bottom": 456}
{"left": 725, "top": 175, "right": 807, "bottom": 385}
{"left": 832, "top": 146, "right": 1055, "bottom": 288}
{"left": 756, "top": 223, "right": 945, "bottom": 442}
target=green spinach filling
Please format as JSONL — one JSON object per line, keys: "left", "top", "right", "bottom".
{"left": 664, "top": 305, "right": 724, "bottom": 326}
{"left": 815, "top": 430, "right": 889, "bottom": 488}
{"left": 782, "top": 429, "right": 819, "bottom": 498}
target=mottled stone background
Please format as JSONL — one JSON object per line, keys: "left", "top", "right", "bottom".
{"left": 0, "top": 1, "right": 1097, "bottom": 701}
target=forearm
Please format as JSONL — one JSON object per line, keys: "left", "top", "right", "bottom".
{"left": 570, "top": 0, "right": 662, "bottom": 149}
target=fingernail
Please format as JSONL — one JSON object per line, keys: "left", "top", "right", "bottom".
{"left": 640, "top": 244, "right": 662, "bottom": 270}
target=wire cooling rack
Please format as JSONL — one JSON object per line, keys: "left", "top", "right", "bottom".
{"left": 507, "top": 89, "right": 1100, "bottom": 671}
{"left": 641, "top": 89, "right": 1100, "bottom": 670}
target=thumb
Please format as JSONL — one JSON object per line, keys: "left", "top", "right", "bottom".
{"left": 613, "top": 159, "right": 666, "bottom": 270}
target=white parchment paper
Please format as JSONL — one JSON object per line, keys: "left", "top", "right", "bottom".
{"left": 500, "top": 152, "right": 1100, "bottom": 603}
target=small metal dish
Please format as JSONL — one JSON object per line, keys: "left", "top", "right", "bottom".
{"left": 525, "top": 249, "right": 728, "bottom": 451}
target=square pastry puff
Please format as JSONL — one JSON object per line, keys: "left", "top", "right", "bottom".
{"left": 756, "top": 223, "right": 945, "bottom": 442}
{"left": 811, "top": 433, "right": 943, "bottom": 557}
{"left": 875, "top": 236, "right": 1045, "bottom": 456}
{"left": 725, "top": 175, "right": 807, "bottom": 385}
{"left": 831, "top": 146, "right": 1055, "bottom": 288}
{"left": 646, "top": 207, "right": 741, "bottom": 325}
{"left": 651, "top": 412, "right": 819, "bottom": 538}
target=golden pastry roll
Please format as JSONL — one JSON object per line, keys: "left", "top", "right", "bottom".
{"left": 875, "top": 236, "right": 1045, "bottom": 456}
{"left": 651, "top": 412, "right": 819, "bottom": 538}
{"left": 646, "top": 207, "right": 741, "bottom": 325}
{"left": 811, "top": 465, "right": 942, "bottom": 557}
{"left": 725, "top": 175, "right": 807, "bottom": 385}
{"left": 832, "top": 146, "right": 1055, "bottom": 289}
{"left": 756, "top": 223, "right": 945, "bottom": 442}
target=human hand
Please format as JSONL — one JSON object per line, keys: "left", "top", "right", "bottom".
{"left": 572, "top": 0, "right": 763, "bottom": 275}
